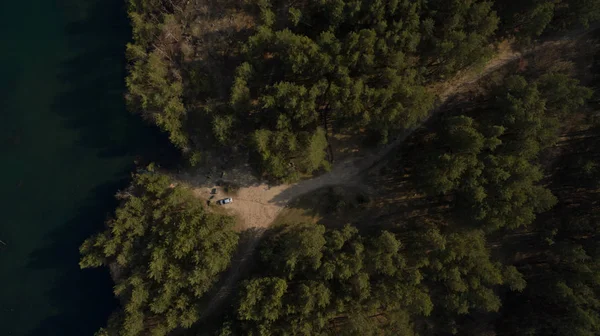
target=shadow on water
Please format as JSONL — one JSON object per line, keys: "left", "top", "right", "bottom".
{"left": 26, "top": 181, "right": 125, "bottom": 336}
{"left": 26, "top": 0, "right": 178, "bottom": 335}
{"left": 52, "top": 0, "right": 178, "bottom": 162}
{"left": 0, "top": 67, "right": 21, "bottom": 152}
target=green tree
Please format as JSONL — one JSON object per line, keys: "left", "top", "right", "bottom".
{"left": 80, "top": 168, "right": 238, "bottom": 336}
{"left": 495, "top": 0, "right": 600, "bottom": 42}
{"left": 426, "top": 230, "right": 504, "bottom": 315}
{"left": 226, "top": 0, "right": 438, "bottom": 180}
{"left": 421, "top": 0, "right": 499, "bottom": 77}
{"left": 417, "top": 75, "right": 589, "bottom": 231}
{"left": 123, "top": 0, "right": 517, "bottom": 180}
{"left": 498, "top": 212, "right": 600, "bottom": 336}
{"left": 237, "top": 277, "right": 288, "bottom": 323}
{"left": 228, "top": 224, "right": 432, "bottom": 335}
{"left": 537, "top": 73, "right": 593, "bottom": 118}
{"left": 260, "top": 223, "right": 327, "bottom": 277}
{"left": 126, "top": 50, "right": 187, "bottom": 149}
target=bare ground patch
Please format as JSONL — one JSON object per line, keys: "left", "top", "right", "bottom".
{"left": 194, "top": 183, "right": 290, "bottom": 230}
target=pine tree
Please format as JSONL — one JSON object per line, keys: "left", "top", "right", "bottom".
{"left": 80, "top": 168, "right": 238, "bottom": 336}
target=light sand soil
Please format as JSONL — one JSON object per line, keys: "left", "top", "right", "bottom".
{"left": 194, "top": 184, "right": 289, "bottom": 230}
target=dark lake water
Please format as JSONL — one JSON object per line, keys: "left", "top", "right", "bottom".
{"left": 0, "top": 0, "right": 172, "bottom": 334}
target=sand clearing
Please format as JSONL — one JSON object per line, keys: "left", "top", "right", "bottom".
{"left": 194, "top": 183, "right": 290, "bottom": 230}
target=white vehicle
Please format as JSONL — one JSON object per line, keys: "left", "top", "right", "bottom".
{"left": 217, "top": 197, "right": 233, "bottom": 205}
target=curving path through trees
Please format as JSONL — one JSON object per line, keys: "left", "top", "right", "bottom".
{"left": 193, "top": 27, "right": 596, "bottom": 322}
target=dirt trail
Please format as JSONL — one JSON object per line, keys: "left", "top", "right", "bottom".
{"left": 197, "top": 31, "right": 591, "bottom": 231}
{"left": 191, "top": 28, "right": 595, "bottom": 321}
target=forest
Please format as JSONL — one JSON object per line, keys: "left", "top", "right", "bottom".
{"left": 82, "top": 0, "right": 600, "bottom": 335}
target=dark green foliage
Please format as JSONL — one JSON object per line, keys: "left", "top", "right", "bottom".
{"left": 222, "top": 224, "right": 426, "bottom": 335}
{"left": 125, "top": 1, "right": 188, "bottom": 149}
{"left": 495, "top": 0, "right": 600, "bottom": 42}
{"left": 232, "top": 0, "right": 506, "bottom": 179}
{"left": 408, "top": 67, "right": 596, "bottom": 334}
{"left": 426, "top": 230, "right": 506, "bottom": 315}
{"left": 495, "top": 1, "right": 556, "bottom": 41}
{"left": 89, "top": 1, "right": 600, "bottom": 335}
{"left": 126, "top": 50, "right": 187, "bottom": 148}
{"left": 421, "top": 0, "right": 499, "bottom": 77}
{"left": 233, "top": 0, "right": 436, "bottom": 180}
{"left": 222, "top": 222, "right": 521, "bottom": 335}
{"left": 127, "top": 0, "right": 164, "bottom": 48}
{"left": 494, "top": 72, "right": 600, "bottom": 334}
{"left": 122, "top": 0, "right": 600, "bottom": 179}
{"left": 498, "top": 211, "right": 600, "bottom": 336}
{"left": 417, "top": 74, "right": 590, "bottom": 231}
{"left": 260, "top": 223, "right": 326, "bottom": 277}
{"left": 537, "top": 73, "right": 594, "bottom": 118}
{"left": 80, "top": 168, "right": 238, "bottom": 336}
{"left": 252, "top": 127, "right": 330, "bottom": 182}
{"left": 398, "top": 222, "right": 524, "bottom": 334}
{"left": 237, "top": 277, "right": 289, "bottom": 323}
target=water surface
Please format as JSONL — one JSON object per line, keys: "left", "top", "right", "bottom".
{"left": 0, "top": 1, "right": 169, "bottom": 334}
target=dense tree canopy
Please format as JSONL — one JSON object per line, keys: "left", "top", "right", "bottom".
{"left": 416, "top": 74, "right": 591, "bottom": 231}
{"left": 421, "top": 0, "right": 499, "bottom": 77}
{"left": 495, "top": 75, "right": 600, "bottom": 334}
{"left": 125, "top": 0, "right": 188, "bottom": 149}
{"left": 122, "top": 0, "right": 600, "bottom": 181}
{"left": 216, "top": 222, "right": 522, "bottom": 335}
{"left": 497, "top": 172, "right": 600, "bottom": 336}
{"left": 229, "top": 0, "right": 434, "bottom": 180}
{"left": 500, "top": 218, "right": 600, "bottom": 335}
{"left": 494, "top": 0, "right": 600, "bottom": 42}
{"left": 222, "top": 224, "right": 425, "bottom": 335}
{"left": 123, "top": 0, "right": 505, "bottom": 180}
{"left": 224, "top": 0, "right": 503, "bottom": 180}
{"left": 80, "top": 168, "right": 238, "bottom": 336}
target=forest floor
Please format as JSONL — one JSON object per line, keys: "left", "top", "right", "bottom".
{"left": 177, "top": 27, "right": 597, "bottom": 323}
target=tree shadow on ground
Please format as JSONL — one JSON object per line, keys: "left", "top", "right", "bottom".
{"left": 274, "top": 185, "right": 375, "bottom": 230}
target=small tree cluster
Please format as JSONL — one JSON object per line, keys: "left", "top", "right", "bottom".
{"left": 417, "top": 74, "right": 591, "bottom": 231}
{"left": 80, "top": 168, "right": 238, "bottom": 336}
{"left": 125, "top": 1, "right": 188, "bottom": 149}
{"left": 495, "top": 0, "right": 600, "bottom": 43}
{"left": 220, "top": 222, "right": 522, "bottom": 335}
